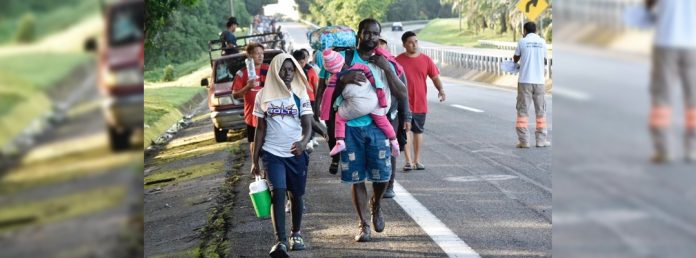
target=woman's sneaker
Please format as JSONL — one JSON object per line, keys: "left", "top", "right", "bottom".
{"left": 354, "top": 222, "right": 371, "bottom": 242}
{"left": 269, "top": 242, "right": 289, "bottom": 258}
{"left": 289, "top": 232, "right": 306, "bottom": 251}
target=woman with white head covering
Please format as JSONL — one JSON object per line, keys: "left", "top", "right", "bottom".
{"left": 250, "top": 53, "right": 313, "bottom": 257}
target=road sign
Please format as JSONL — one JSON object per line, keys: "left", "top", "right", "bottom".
{"left": 516, "top": 0, "right": 549, "bottom": 21}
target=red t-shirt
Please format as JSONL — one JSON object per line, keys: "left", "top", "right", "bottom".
{"left": 232, "top": 63, "right": 269, "bottom": 127}
{"left": 395, "top": 53, "right": 440, "bottom": 114}
{"left": 303, "top": 66, "right": 319, "bottom": 102}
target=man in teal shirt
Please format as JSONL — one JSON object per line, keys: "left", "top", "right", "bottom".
{"left": 316, "top": 18, "right": 408, "bottom": 242}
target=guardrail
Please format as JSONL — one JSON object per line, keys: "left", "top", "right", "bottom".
{"left": 388, "top": 44, "right": 552, "bottom": 79}
{"left": 478, "top": 40, "right": 553, "bottom": 50}
{"left": 297, "top": 19, "right": 430, "bottom": 31}
{"left": 554, "top": 0, "right": 644, "bottom": 31}
{"left": 381, "top": 20, "right": 430, "bottom": 27}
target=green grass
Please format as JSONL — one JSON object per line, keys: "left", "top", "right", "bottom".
{"left": 0, "top": 186, "right": 125, "bottom": 233}
{"left": 418, "top": 18, "right": 518, "bottom": 47}
{"left": 144, "top": 55, "right": 209, "bottom": 83}
{"left": 0, "top": 0, "right": 99, "bottom": 44}
{"left": 0, "top": 92, "right": 25, "bottom": 117}
{"left": 144, "top": 86, "right": 206, "bottom": 147}
{"left": 0, "top": 53, "right": 90, "bottom": 91}
{"left": 0, "top": 53, "right": 90, "bottom": 147}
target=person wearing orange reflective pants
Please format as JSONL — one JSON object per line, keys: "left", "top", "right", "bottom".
{"left": 513, "top": 22, "right": 550, "bottom": 148}
{"left": 647, "top": 0, "right": 696, "bottom": 163}
{"left": 648, "top": 48, "right": 696, "bottom": 163}
{"left": 516, "top": 84, "right": 549, "bottom": 148}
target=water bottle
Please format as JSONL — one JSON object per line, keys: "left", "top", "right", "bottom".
{"left": 245, "top": 58, "right": 257, "bottom": 80}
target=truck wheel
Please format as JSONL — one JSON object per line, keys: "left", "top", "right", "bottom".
{"left": 214, "top": 125, "right": 228, "bottom": 142}
{"left": 109, "top": 127, "right": 132, "bottom": 151}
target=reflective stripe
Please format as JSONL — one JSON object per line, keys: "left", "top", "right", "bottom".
{"left": 650, "top": 106, "right": 671, "bottom": 128}
{"left": 687, "top": 108, "right": 696, "bottom": 129}
{"left": 536, "top": 117, "right": 547, "bottom": 129}
{"left": 516, "top": 116, "right": 529, "bottom": 128}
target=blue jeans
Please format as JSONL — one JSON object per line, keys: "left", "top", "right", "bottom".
{"left": 340, "top": 123, "right": 392, "bottom": 184}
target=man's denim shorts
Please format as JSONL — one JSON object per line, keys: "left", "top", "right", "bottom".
{"left": 340, "top": 123, "right": 392, "bottom": 184}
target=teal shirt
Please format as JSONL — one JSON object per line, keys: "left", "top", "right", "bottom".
{"left": 319, "top": 50, "right": 395, "bottom": 127}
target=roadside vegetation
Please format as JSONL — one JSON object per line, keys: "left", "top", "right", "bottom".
{"left": 0, "top": 53, "right": 90, "bottom": 147}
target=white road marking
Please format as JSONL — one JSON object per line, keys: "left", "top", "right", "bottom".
{"left": 451, "top": 104, "right": 484, "bottom": 113}
{"left": 392, "top": 182, "right": 481, "bottom": 258}
{"left": 444, "top": 175, "right": 519, "bottom": 183}
{"left": 554, "top": 209, "right": 650, "bottom": 225}
{"left": 553, "top": 87, "right": 592, "bottom": 101}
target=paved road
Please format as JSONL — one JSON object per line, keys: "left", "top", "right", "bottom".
{"left": 0, "top": 66, "right": 143, "bottom": 258}
{"left": 223, "top": 22, "right": 553, "bottom": 257}
{"left": 552, "top": 46, "right": 696, "bottom": 258}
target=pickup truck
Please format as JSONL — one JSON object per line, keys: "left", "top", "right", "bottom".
{"left": 202, "top": 31, "right": 287, "bottom": 142}
{"left": 86, "top": 0, "right": 144, "bottom": 151}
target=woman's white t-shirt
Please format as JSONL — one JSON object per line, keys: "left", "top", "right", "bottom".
{"left": 253, "top": 90, "right": 313, "bottom": 158}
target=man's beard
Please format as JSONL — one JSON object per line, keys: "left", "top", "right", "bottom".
{"left": 359, "top": 40, "right": 377, "bottom": 51}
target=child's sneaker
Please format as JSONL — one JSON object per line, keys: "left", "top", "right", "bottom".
{"left": 390, "top": 139, "right": 400, "bottom": 157}
{"left": 330, "top": 140, "right": 346, "bottom": 156}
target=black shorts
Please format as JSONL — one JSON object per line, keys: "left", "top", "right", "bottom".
{"left": 261, "top": 150, "right": 308, "bottom": 196}
{"left": 247, "top": 124, "right": 256, "bottom": 142}
{"left": 411, "top": 113, "right": 427, "bottom": 134}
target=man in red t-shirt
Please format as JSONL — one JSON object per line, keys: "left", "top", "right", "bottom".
{"left": 395, "top": 31, "right": 445, "bottom": 171}
{"left": 232, "top": 43, "right": 269, "bottom": 155}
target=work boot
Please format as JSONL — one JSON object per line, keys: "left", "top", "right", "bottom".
{"left": 651, "top": 151, "right": 671, "bottom": 164}
{"left": 370, "top": 198, "right": 385, "bottom": 232}
{"left": 516, "top": 142, "right": 530, "bottom": 148}
{"left": 536, "top": 140, "right": 551, "bottom": 147}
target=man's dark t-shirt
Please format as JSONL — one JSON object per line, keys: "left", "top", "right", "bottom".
{"left": 221, "top": 31, "right": 238, "bottom": 55}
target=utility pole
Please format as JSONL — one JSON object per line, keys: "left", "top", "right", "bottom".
{"left": 230, "top": 0, "right": 235, "bottom": 17}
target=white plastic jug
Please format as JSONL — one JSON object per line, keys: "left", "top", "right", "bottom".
{"left": 249, "top": 176, "right": 268, "bottom": 193}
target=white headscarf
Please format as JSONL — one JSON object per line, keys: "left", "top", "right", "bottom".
{"left": 258, "top": 53, "right": 310, "bottom": 111}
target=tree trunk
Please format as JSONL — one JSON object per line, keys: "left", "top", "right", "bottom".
{"left": 500, "top": 11, "right": 507, "bottom": 34}
{"left": 458, "top": 1, "right": 463, "bottom": 32}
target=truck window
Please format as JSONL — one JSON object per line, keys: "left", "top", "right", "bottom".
{"left": 108, "top": 2, "right": 144, "bottom": 47}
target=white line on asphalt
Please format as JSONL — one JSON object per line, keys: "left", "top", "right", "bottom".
{"left": 445, "top": 175, "right": 519, "bottom": 183}
{"left": 451, "top": 104, "right": 484, "bottom": 113}
{"left": 392, "top": 182, "right": 481, "bottom": 258}
{"left": 553, "top": 87, "right": 592, "bottom": 101}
